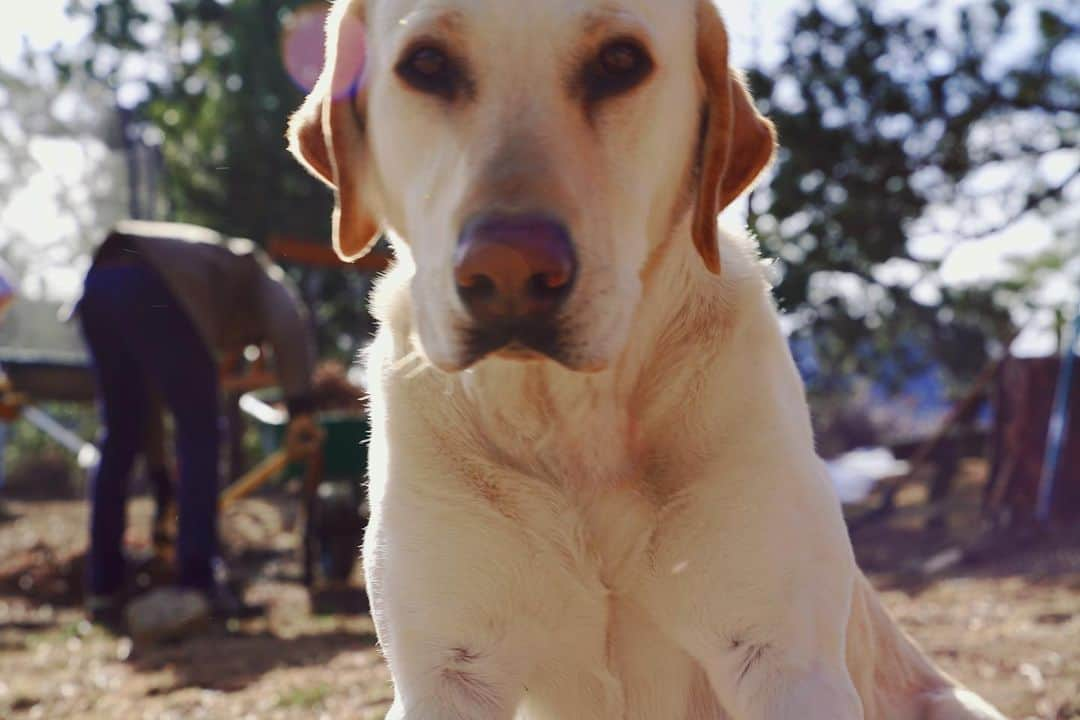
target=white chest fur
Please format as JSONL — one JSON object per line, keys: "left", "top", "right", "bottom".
{"left": 360, "top": 237, "right": 840, "bottom": 719}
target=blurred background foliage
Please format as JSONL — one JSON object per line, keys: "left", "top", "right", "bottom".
{"left": 52, "top": 0, "right": 373, "bottom": 359}
{"left": 746, "top": 0, "right": 1077, "bottom": 397}
{"left": 4, "top": 0, "right": 1078, "bottom": 398}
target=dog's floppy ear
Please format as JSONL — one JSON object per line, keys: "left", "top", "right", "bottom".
{"left": 287, "top": 1, "right": 380, "bottom": 262}
{"left": 692, "top": 1, "right": 777, "bottom": 274}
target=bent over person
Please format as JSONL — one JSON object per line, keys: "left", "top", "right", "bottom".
{"left": 76, "top": 220, "right": 318, "bottom": 637}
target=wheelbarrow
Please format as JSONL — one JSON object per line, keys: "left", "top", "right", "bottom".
{"left": 236, "top": 390, "right": 370, "bottom": 590}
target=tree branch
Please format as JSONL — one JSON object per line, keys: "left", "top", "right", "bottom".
{"left": 956, "top": 171, "right": 1080, "bottom": 241}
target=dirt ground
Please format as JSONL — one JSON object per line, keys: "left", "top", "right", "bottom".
{"left": 1, "top": 466, "right": 1077, "bottom": 719}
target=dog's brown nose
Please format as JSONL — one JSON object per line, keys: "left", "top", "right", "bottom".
{"left": 454, "top": 215, "right": 576, "bottom": 325}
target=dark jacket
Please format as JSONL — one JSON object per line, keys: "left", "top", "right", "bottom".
{"left": 86, "top": 220, "right": 315, "bottom": 414}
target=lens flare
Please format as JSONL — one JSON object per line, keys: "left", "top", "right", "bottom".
{"left": 281, "top": 3, "right": 329, "bottom": 92}
{"left": 281, "top": 2, "right": 368, "bottom": 97}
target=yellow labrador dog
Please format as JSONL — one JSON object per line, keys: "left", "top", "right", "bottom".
{"left": 289, "top": 1, "right": 1008, "bottom": 718}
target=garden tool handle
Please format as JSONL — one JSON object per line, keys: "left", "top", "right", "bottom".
{"left": 219, "top": 449, "right": 291, "bottom": 510}
{"left": 218, "top": 419, "right": 324, "bottom": 510}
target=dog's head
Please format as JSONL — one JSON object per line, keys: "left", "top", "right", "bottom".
{"left": 289, "top": 0, "right": 774, "bottom": 372}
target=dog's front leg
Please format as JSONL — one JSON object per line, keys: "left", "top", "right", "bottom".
{"left": 677, "top": 603, "right": 865, "bottom": 720}
{"left": 364, "top": 481, "right": 549, "bottom": 720}
{"left": 642, "top": 462, "right": 865, "bottom": 720}
{"left": 379, "top": 653, "right": 526, "bottom": 720}
{"left": 700, "top": 651, "right": 863, "bottom": 720}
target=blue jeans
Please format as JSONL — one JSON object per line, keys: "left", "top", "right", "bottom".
{"left": 78, "top": 262, "right": 222, "bottom": 594}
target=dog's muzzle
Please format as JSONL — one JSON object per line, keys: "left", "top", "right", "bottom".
{"left": 453, "top": 214, "right": 577, "bottom": 364}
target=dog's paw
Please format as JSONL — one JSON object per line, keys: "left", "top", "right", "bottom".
{"left": 922, "top": 687, "right": 1008, "bottom": 720}
{"left": 384, "top": 698, "right": 405, "bottom": 720}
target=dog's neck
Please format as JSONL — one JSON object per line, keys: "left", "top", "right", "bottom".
{"left": 394, "top": 217, "right": 774, "bottom": 487}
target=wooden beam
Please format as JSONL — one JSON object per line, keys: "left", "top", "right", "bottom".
{"left": 268, "top": 236, "right": 393, "bottom": 272}
{"left": 852, "top": 325, "right": 1026, "bottom": 531}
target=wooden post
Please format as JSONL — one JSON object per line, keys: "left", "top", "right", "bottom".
{"left": 1036, "top": 301, "right": 1080, "bottom": 523}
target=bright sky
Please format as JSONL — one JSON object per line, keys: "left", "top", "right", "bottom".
{"left": 0, "top": 0, "right": 1076, "bottom": 355}
{"left": 0, "top": 0, "right": 89, "bottom": 64}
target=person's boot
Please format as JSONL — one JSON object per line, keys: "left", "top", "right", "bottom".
{"left": 86, "top": 592, "right": 127, "bottom": 635}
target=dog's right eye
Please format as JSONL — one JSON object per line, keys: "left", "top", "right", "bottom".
{"left": 581, "top": 38, "right": 654, "bottom": 105}
{"left": 396, "top": 45, "right": 463, "bottom": 101}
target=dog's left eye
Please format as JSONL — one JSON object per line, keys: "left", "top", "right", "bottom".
{"left": 396, "top": 44, "right": 464, "bottom": 101}
{"left": 583, "top": 39, "right": 654, "bottom": 104}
